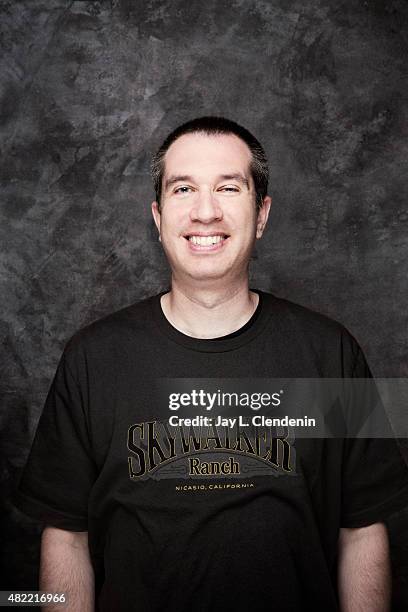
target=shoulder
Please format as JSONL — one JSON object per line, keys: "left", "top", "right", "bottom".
{"left": 63, "top": 293, "right": 160, "bottom": 363}
{"left": 261, "top": 290, "right": 344, "bottom": 336}
{"left": 259, "top": 291, "right": 364, "bottom": 374}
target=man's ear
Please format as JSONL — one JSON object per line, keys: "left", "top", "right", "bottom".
{"left": 256, "top": 196, "right": 272, "bottom": 239}
{"left": 151, "top": 201, "right": 161, "bottom": 237}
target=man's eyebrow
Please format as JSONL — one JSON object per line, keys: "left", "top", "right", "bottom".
{"left": 217, "top": 174, "right": 250, "bottom": 189}
{"left": 164, "top": 175, "right": 193, "bottom": 191}
{"left": 163, "top": 173, "right": 250, "bottom": 192}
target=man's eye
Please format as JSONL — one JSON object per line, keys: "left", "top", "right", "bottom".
{"left": 174, "top": 186, "right": 193, "bottom": 194}
{"left": 219, "top": 186, "right": 239, "bottom": 192}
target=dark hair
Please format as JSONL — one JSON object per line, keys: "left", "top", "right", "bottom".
{"left": 151, "top": 116, "right": 269, "bottom": 210}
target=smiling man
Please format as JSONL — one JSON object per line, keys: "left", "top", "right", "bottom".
{"left": 150, "top": 125, "right": 270, "bottom": 338}
{"left": 15, "top": 117, "right": 408, "bottom": 611}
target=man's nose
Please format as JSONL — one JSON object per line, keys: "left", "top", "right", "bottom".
{"left": 190, "top": 189, "right": 222, "bottom": 222}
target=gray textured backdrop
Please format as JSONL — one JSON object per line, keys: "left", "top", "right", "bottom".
{"left": 1, "top": 0, "right": 408, "bottom": 607}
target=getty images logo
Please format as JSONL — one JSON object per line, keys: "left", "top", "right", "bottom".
{"left": 168, "top": 389, "right": 282, "bottom": 411}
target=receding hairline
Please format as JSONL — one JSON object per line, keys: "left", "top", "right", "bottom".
{"left": 162, "top": 130, "right": 253, "bottom": 159}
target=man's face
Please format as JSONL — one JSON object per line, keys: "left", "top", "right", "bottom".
{"left": 151, "top": 132, "right": 271, "bottom": 285}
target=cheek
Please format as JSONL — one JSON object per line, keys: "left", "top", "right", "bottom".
{"left": 162, "top": 202, "right": 190, "bottom": 228}
{"left": 160, "top": 209, "right": 185, "bottom": 232}
{"left": 225, "top": 213, "right": 256, "bottom": 234}
{"left": 223, "top": 200, "right": 256, "bottom": 222}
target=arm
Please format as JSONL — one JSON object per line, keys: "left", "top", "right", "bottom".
{"left": 40, "top": 527, "right": 95, "bottom": 612}
{"left": 337, "top": 522, "right": 391, "bottom": 612}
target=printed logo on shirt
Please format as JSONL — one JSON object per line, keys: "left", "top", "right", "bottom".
{"left": 127, "top": 419, "right": 296, "bottom": 481}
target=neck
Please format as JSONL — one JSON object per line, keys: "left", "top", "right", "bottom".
{"left": 160, "top": 278, "right": 259, "bottom": 339}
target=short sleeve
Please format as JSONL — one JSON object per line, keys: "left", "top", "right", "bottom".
{"left": 340, "top": 337, "right": 408, "bottom": 527}
{"left": 13, "top": 346, "right": 97, "bottom": 531}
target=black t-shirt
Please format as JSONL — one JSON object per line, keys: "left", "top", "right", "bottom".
{"left": 14, "top": 290, "right": 408, "bottom": 612}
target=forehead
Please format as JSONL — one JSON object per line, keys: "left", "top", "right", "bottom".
{"left": 163, "top": 132, "right": 252, "bottom": 179}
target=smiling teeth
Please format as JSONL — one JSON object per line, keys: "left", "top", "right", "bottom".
{"left": 189, "top": 235, "right": 224, "bottom": 245}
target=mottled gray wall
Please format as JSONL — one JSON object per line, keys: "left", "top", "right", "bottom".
{"left": 1, "top": 0, "right": 408, "bottom": 606}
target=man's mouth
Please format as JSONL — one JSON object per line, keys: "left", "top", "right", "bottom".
{"left": 186, "top": 235, "right": 228, "bottom": 246}
{"left": 183, "top": 233, "right": 229, "bottom": 246}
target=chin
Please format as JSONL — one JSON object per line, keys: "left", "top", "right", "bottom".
{"left": 184, "top": 266, "right": 234, "bottom": 282}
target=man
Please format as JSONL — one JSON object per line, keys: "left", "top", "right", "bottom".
{"left": 15, "top": 117, "right": 408, "bottom": 611}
